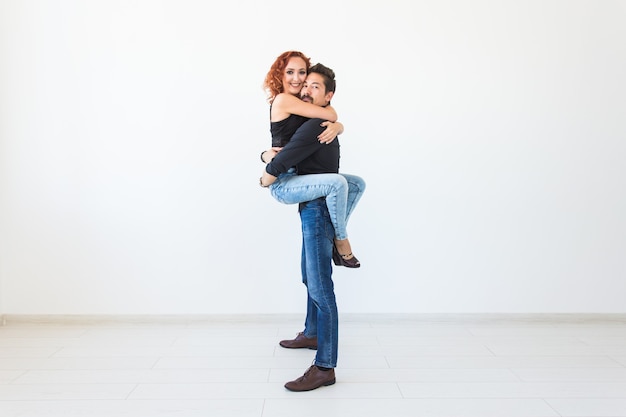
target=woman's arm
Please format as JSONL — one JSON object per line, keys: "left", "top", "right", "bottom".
{"left": 272, "top": 93, "right": 337, "bottom": 122}
{"left": 318, "top": 121, "right": 343, "bottom": 144}
{"left": 260, "top": 147, "right": 282, "bottom": 164}
{"left": 272, "top": 93, "right": 344, "bottom": 144}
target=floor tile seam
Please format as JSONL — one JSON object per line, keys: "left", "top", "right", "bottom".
{"left": 260, "top": 397, "right": 586, "bottom": 403}
{"left": 148, "top": 356, "right": 161, "bottom": 370}
{"left": 544, "top": 397, "right": 626, "bottom": 401}
{"left": 607, "top": 355, "right": 626, "bottom": 368}
{"left": 540, "top": 398, "right": 564, "bottom": 417}
{"left": 387, "top": 393, "right": 626, "bottom": 401}
{"left": 395, "top": 381, "right": 408, "bottom": 398}
{"left": 388, "top": 395, "right": 564, "bottom": 399}
{"left": 0, "top": 398, "right": 267, "bottom": 406}
{"left": 481, "top": 342, "right": 498, "bottom": 357}
{"left": 119, "top": 381, "right": 403, "bottom": 385}
{"left": 3, "top": 369, "right": 29, "bottom": 385}
{"left": 0, "top": 382, "right": 139, "bottom": 388}
{"left": 115, "top": 382, "right": 293, "bottom": 387}
{"left": 49, "top": 353, "right": 287, "bottom": 359}
{"left": 123, "top": 383, "right": 140, "bottom": 400}
{"left": 509, "top": 367, "right": 537, "bottom": 382}
{"left": 0, "top": 397, "right": 550, "bottom": 403}
{"left": 0, "top": 395, "right": 137, "bottom": 402}
{"left": 46, "top": 345, "right": 67, "bottom": 359}
{"left": 123, "top": 395, "right": 406, "bottom": 401}
{"left": 8, "top": 313, "right": 625, "bottom": 324}
{"left": 12, "top": 377, "right": 264, "bottom": 384}
{"left": 417, "top": 353, "right": 626, "bottom": 358}
{"left": 384, "top": 354, "right": 626, "bottom": 362}
{"left": 394, "top": 386, "right": 626, "bottom": 397}
{"left": 382, "top": 354, "right": 392, "bottom": 369}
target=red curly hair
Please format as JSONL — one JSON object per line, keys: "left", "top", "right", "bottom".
{"left": 263, "top": 51, "right": 311, "bottom": 103}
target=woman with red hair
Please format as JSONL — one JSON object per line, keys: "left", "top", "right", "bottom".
{"left": 259, "top": 51, "right": 365, "bottom": 268}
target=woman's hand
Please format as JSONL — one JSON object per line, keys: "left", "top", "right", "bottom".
{"left": 260, "top": 171, "right": 277, "bottom": 187}
{"left": 318, "top": 121, "right": 344, "bottom": 144}
{"left": 261, "top": 147, "right": 283, "bottom": 163}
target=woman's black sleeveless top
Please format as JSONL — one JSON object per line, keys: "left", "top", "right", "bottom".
{"left": 270, "top": 111, "right": 308, "bottom": 147}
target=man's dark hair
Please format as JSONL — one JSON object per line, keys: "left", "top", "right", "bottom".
{"left": 309, "top": 63, "right": 336, "bottom": 93}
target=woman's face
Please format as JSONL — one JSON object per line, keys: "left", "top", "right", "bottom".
{"left": 282, "top": 57, "right": 307, "bottom": 96}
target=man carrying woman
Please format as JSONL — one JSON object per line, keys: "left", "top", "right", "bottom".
{"left": 259, "top": 58, "right": 365, "bottom": 391}
{"left": 259, "top": 51, "right": 365, "bottom": 268}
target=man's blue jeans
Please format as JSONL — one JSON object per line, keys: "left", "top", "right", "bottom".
{"left": 271, "top": 172, "right": 365, "bottom": 240}
{"left": 299, "top": 198, "right": 338, "bottom": 369}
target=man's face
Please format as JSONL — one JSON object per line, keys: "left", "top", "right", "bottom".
{"left": 300, "top": 73, "right": 333, "bottom": 106}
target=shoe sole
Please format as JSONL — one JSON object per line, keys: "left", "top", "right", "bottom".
{"left": 279, "top": 345, "right": 318, "bottom": 350}
{"left": 279, "top": 343, "right": 318, "bottom": 350}
{"left": 284, "top": 378, "right": 336, "bottom": 392}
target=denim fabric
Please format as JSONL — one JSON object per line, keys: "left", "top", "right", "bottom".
{"left": 341, "top": 173, "right": 366, "bottom": 222}
{"left": 299, "top": 198, "right": 338, "bottom": 369}
{"left": 270, "top": 172, "right": 365, "bottom": 240}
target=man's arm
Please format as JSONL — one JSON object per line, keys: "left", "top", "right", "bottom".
{"left": 260, "top": 118, "right": 328, "bottom": 187}
{"left": 260, "top": 121, "right": 343, "bottom": 161}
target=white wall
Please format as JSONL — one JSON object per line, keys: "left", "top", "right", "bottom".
{"left": 1, "top": 0, "right": 625, "bottom": 315}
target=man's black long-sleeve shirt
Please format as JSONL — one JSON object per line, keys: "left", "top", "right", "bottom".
{"left": 265, "top": 118, "right": 340, "bottom": 177}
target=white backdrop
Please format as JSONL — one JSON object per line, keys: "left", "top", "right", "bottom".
{"left": 1, "top": 0, "right": 625, "bottom": 315}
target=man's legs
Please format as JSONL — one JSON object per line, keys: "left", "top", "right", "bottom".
{"left": 284, "top": 198, "right": 338, "bottom": 391}
{"left": 278, "top": 251, "right": 318, "bottom": 350}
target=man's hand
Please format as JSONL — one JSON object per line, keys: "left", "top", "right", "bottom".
{"left": 318, "top": 121, "right": 343, "bottom": 144}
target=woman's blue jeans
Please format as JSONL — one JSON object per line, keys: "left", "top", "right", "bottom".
{"left": 270, "top": 171, "right": 366, "bottom": 240}
{"left": 299, "top": 198, "right": 338, "bottom": 369}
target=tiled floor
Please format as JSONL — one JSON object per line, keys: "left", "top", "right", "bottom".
{"left": 1, "top": 314, "right": 626, "bottom": 417}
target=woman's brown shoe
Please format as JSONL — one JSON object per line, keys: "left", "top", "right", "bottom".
{"left": 332, "top": 245, "right": 360, "bottom": 268}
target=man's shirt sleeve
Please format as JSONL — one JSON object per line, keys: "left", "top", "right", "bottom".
{"left": 265, "top": 118, "right": 326, "bottom": 177}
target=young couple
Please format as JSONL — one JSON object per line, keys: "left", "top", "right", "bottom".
{"left": 259, "top": 51, "right": 365, "bottom": 268}
{"left": 258, "top": 51, "right": 365, "bottom": 392}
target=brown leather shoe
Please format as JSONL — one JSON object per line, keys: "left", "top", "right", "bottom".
{"left": 284, "top": 365, "right": 336, "bottom": 392}
{"left": 279, "top": 332, "right": 318, "bottom": 349}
